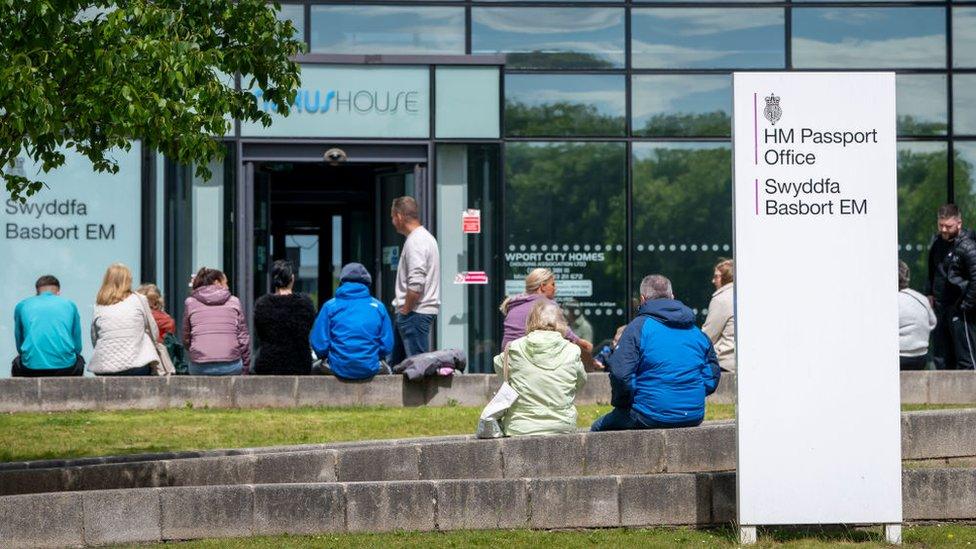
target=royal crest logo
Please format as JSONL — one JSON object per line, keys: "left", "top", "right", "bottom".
{"left": 764, "top": 93, "right": 782, "bottom": 125}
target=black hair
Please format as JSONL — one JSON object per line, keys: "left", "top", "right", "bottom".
{"left": 939, "top": 203, "right": 961, "bottom": 219}
{"left": 35, "top": 275, "right": 60, "bottom": 291}
{"left": 271, "top": 260, "right": 295, "bottom": 291}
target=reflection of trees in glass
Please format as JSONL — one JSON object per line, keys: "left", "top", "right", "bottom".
{"left": 634, "top": 111, "right": 731, "bottom": 137}
{"left": 505, "top": 142, "right": 627, "bottom": 343}
{"left": 632, "top": 146, "right": 732, "bottom": 322}
{"left": 505, "top": 101, "right": 625, "bottom": 137}
{"left": 506, "top": 51, "right": 618, "bottom": 69}
{"left": 897, "top": 146, "right": 952, "bottom": 291}
{"left": 898, "top": 115, "right": 948, "bottom": 137}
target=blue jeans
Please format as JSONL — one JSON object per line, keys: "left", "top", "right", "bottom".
{"left": 392, "top": 312, "right": 435, "bottom": 366}
{"left": 189, "top": 359, "right": 243, "bottom": 376}
{"left": 590, "top": 407, "right": 703, "bottom": 432}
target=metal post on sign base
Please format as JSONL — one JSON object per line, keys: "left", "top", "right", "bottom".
{"left": 739, "top": 526, "right": 757, "bottom": 545}
{"left": 885, "top": 524, "right": 902, "bottom": 545}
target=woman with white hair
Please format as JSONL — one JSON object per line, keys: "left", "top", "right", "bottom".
{"left": 500, "top": 268, "right": 593, "bottom": 358}
{"left": 493, "top": 300, "right": 587, "bottom": 436}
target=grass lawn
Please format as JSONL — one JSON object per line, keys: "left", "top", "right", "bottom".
{"left": 116, "top": 525, "right": 976, "bottom": 548}
{"left": 0, "top": 403, "right": 969, "bottom": 463}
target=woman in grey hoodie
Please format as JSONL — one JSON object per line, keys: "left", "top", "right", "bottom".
{"left": 182, "top": 267, "right": 251, "bottom": 375}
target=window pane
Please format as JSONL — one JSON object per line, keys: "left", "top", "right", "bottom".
{"left": 504, "top": 142, "right": 627, "bottom": 345}
{"left": 955, "top": 8, "right": 976, "bottom": 68}
{"left": 631, "top": 8, "right": 784, "bottom": 69}
{"left": 436, "top": 67, "right": 500, "bottom": 139}
{"left": 472, "top": 8, "right": 625, "bottom": 69}
{"left": 505, "top": 74, "right": 625, "bottom": 137}
{"left": 955, "top": 143, "right": 976, "bottom": 234}
{"left": 632, "top": 75, "right": 731, "bottom": 137}
{"left": 437, "top": 144, "right": 502, "bottom": 373}
{"left": 632, "top": 143, "right": 731, "bottom": 323}
{"left": 896, "top": 74, "right": 947, "bottom": 136}
{"left": 954, "top": 75, "right": 976, "bottom": 135}
{"left": 276, "top": 4, "right": 304, "bottom": 43}
{"left": 792, "top": 8, "right": 945, "bottom": 69}
{"left": 310, "top": 6, "right": 464, "bottom": 55}
{"left": 898, "top": 142, "right": 947, "bottom": 290}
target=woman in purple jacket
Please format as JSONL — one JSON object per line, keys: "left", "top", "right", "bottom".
{"left": 500, "top": 268, "right": 594, "bottom": 363}
{"left": 182, "top": 267, "right": 251, "bottom": 375}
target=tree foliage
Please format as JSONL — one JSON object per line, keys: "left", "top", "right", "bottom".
{"left": 0, "top": 0, "right": 304, "bottom": 200}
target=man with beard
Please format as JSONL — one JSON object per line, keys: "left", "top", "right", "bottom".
{"left": 927, "top": 203, "right": 976, "bottom": 369}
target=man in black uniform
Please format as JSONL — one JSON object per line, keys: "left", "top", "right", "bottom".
{"left": 927, "top": 203, "right": 976, "bottom": 369}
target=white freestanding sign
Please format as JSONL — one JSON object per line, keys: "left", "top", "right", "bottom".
{"left": 733, "top": 73, "right": 901, "bottom": 533}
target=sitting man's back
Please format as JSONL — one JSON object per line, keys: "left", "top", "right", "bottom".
{"left": 13, "top": 275, "right": 84, "bottom": 377}
{"left": 591, "top": 274, "right": 720, "bottom": 431}
{"left": 310, "top": 263, "right": 394, "bottom": 380}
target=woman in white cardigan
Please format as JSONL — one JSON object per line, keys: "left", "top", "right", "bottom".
{"left": 702, "top": 258, "right": 736, "bottom": 372}
{"left": 88, "top": 263, "right": 160, "bottom": 376}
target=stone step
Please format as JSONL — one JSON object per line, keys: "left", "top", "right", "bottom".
{"left": 0, "top": 468, "right": 971, "bottom": 547}
{"left": 2, "top": 409, "right": 974, "bottom": 497}
{"left": 1, "top": 370, "right": 974, "bottom": 413}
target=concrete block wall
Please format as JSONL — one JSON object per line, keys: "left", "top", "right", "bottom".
{"left": 1, "top": 371, "right": 974, "bottom": 413}
{"left": 1, "top": 469, "right": 972, "bottom": 547}
{"left": 3, "top": 410, "right": 975, "bottom": 497}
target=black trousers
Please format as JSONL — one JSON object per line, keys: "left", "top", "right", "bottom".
{"left": 11, "top": 354, "right": 85, "bottom": 377}
{"left": 931, "top": 306, "right": 976, "bottom": 370}
{"left": 899, "top": 355, "right": 928, "bottom": 370}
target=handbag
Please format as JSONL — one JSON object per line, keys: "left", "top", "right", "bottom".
{"left": 138, "top": 295, "right": 175, "bottom": 376}
{"left": 476, "top": 346, "right": 520, "bottom": 439}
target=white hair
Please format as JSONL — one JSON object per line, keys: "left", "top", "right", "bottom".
{"left": 639, "top": 274, "right": 674, "bottom": 300}
{"left": 525, "top": 300, "right": 569, "bottom": 337}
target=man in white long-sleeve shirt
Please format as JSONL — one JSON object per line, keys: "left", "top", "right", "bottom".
{"left": 390, "top": 196, "right": 441, "bottom": 366}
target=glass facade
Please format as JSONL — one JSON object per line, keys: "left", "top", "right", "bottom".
{"left": 6, "top": 0, "right": 974, "bottom": 375}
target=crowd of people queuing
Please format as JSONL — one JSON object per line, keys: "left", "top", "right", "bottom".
{"left": 9, "top": 197, "right": 967, "bottom": 436}
{"left": 11, "top": 196, "right": 438, "bottom": 381}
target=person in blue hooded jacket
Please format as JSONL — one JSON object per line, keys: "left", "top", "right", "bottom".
{"left": 310, "top": 263, "right": 394, "bottom": 380}
{"left": 591, "top": 274, "right": 721, "bottom": 431}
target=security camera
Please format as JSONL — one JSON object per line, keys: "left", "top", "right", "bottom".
{"left": 324, "top": 148, "right": 348, "bottom": 166}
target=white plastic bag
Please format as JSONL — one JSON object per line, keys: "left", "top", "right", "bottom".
{"left": 476, "top": 347, "right": 519, "bottom": 439}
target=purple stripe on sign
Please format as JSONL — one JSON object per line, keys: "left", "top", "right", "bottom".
{"left": 755, "top": 178, "right": 759, "bottom": 215}
{"left": 753, "top": 92, "right": 758, "bottom": 165}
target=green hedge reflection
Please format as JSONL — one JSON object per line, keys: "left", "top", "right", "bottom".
{"left": 505, "top": 142, "right": 627, "bottom": 345}
{"left": 632, "top": 144, "right": 732, "bottom": 322}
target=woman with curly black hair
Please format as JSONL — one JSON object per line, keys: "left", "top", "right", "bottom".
{"left": 252, "top": 260, "right": 317, "bottom": 375}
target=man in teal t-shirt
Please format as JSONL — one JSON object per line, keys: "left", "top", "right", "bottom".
{"left": 12, "top": 275, "right": 84, "bottom": 377}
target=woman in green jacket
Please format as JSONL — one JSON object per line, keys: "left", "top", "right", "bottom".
{"left": 493, "top": 300, "right": 587, "bottom": 436}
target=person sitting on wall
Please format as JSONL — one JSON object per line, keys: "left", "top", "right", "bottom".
{"left": 12, "top": 275, "right": 85, "bottom": 377}
{"left": 494, "top": 300, "right": 587, "bottom": 436}
{"left": 591, "top": 274, "right": 721, "bottom": 431}
{"left": 500, "top": 268, "right": 594, "bottom": 364}
{"left": 899, "top": 260, "right": 937, "bottom": 370}
{"left": 89, "top": 263, "right": 160, "bottom": 376}
{"left": 182, "top": 267, "right": 251, "bottom": 376}
{"left": 593, "top": 325, "right": 627, "bottom": 371}
{"left": 253, "top": 260, "right": 317, "bottom": 375}
{"left": 310, "top": 263, "right": 394, "bottom": 380}
{"left": 702, "top": 258, "right": 736, "bottom": 372}
{"left": 136, "top": 284, "right": 175, "bottom": 343}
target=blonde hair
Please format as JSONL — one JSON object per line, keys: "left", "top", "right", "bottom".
{"left": 525, "top": 300, "right": 569, "bottom": 337}
{"left": 499, "top": 268, "right": 556, "bottom": 314}
{"left": 714, "top": 258, "right": 734, "bottom": 286}
{"left": 96, "top": 263, "right": 133, "bottom": 306}
{"left": 136, "top": 283, "right": 164, "bottom": 311}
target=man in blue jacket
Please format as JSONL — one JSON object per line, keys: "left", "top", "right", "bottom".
{"left": 591, "top": 274, "right": 721, "bottom": 431}
{"left": 310, "top": 263, "right": 394, "bottom": 380}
